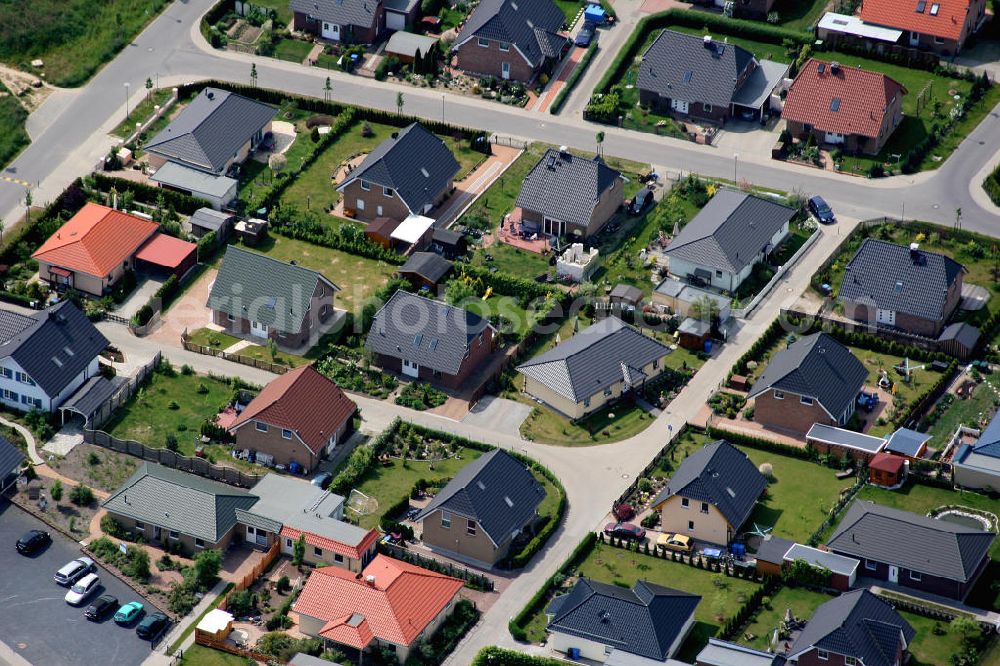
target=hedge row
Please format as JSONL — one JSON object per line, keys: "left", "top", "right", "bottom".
{"left": 455, "top": 264, "right": 558, "bottom": 302}
{"left": 549, "top": 41, "right": 599, "bottom": 115}
{"left": 718, "top": 577, "right": 782, "bottom": 641}
{"left": 889, "top": 359, "right": 957, "bottom": 430}
{"left": 730, "top": 317, "right": 787, "bottom": 377}
{"left": 473, "top": 648, "right": 566, "bottom": 666}
{"left": 89, "top": 173, "right": 205, "bottom": 215}
{"left": 706, "top": 426, "right": 815, "bottom": 461}
{"left": 330, "top": 418, "right": 401, "bottom": 495}
{"left": 806, "top": 478, "right": 865, "bottom": 547}
{"left": 509, "top": 533, "right": 597, "bottom": 642}
{"left": 594, "top": 8, "right": 810, "bottom": 96}
{"left": 268, "top": 206, "right": 405, "bottom": 265}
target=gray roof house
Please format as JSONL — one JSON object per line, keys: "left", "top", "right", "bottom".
{"left": 145, "top": 88, "right": 277, "bottom": 175}
{"left": 651, "top": 440, "right": 767, "bottom": 544}
{"left": 788, "top": 589, "right": 915, "bottom": 666}
{"left": 517, "top": 317, "right": 672, "bottom": 419}
{"left": 515, "top": 148, "right": 625, "bottom": 238}
{"left": 366, "top": 291, "right": 495, "bottom": 387}
{"left": 337, "top": 123, "right": 460, "bottom": 218}
{"left": 0, "top": 435, "right": 25, "bottom": 493}
{"left": 289, "top": 0, "right": 384, "bottom": 44}
{"left": 664, "top": 189, "right": 796, "bottom": 293}
{"left": 827, "top": 500, "right": 995, "bottom": 600}
{"left": 415, "top": 449, "right": 545, "bottom": 566}
{"left": 838, "top": 238, "right": 966, "bottom": 337}
{"left": 747, "top": 332, "right": 867, "bottom": 429}
{"left": 0, "top": 301, "right": 109, "bottom": 413}
{"left": 953, "top": 409, "right": 1000, "bottom": 492}
{"left": 208, "top": 246, "right": 339, "bottom": 336}
{"left": 454, "top": 0, "right": 567, "bottom": 79}
{"left": 546, "top": 578, "right": 700, "bottom": 663}
{"left": 637, "top": 30, "right": 787, "bottom": 123}
{"left": 103, "top": 463, "right": 258, "bottom": 548}
{"left": 695, "top": 638, "right": 784, "bottom": 666}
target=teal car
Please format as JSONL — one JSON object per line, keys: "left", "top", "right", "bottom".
{"left": 114, "top": 601, "right": 144, "bottom": 624}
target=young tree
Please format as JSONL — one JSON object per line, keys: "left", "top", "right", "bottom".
{"left": 293, "top": 534, "right": 306, "bottom": 566}
{"left": 145, "top": 77, "right": 153, "bottom": 101}
{"left": 445, "top": 280, "right": 476, "bottom": 306}
{"left": 70, "top": 484, "right": 95, "bottom": 506}
{"left": 324, "top": 76, "right": 332, "bottom": 103}
{"left": 23, "top": 188, "right": 32, "bottom": 227}
{"left": 50, "top": 479, "right": 63, "bottom": 502}
{"left": 396, "top": 91, "right": 404, "bottom": 115}
{"left": 251, "top": 62, "right": 258, "bottom": 88}
{"left": 193, "top": 548, "right": 222, "bottom": 588}
{"left": 596, "top": 131, "right": 605, "bottom": 158}
{"left": 126, "top": 545, "right": 151, "bottom": 582}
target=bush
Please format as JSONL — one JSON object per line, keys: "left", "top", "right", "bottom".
{"left": 70, "top": 484, "right": 95, "bottom": 506}
{"left": 124, "top": 546, "right": 151, "bottom": 583}
{"left": 50, "top": 479, "right": 63, "bottom": 502}
{"left": 227, "top": 589, "right": 256, "bottom": 617}
{"left": 193, "top": 548, "right": 222, "bottom": 588}
{"left": 277, "top": 575, "right": 291, "bottom": 593}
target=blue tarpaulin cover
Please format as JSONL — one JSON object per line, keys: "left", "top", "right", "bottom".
{"left": 584, "top": 5, "right": 606, "bottom": 23}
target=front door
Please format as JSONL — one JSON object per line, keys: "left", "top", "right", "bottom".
{"left": 888, "top": 565, "right": 899, "bottom": 583}
{"left": 250, "top": 320, "right": 269, "bottom": 339}
{"left": 322, "top": 22, "right": 341, "bottom": 41}
{"left": 824, "top": 131, "right": 846, "bottom": 144}
{"left": 671, "top": 99, "right": 689, "bottom": 114}
{"left": 402, "top": 359, "right": 419, "bottom": 378}
{"left": 876, "top": 309, "right": 896, "bottom": 326}
{"left": 908, "top": 30, "right": 920, "bottom": 47}
{"left": 154, "top": 526, "right": 162, "bottom": 542}
{"left": 501, "top": 62, "right": 511, "bottom": 80}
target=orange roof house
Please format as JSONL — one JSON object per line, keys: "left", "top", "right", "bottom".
{"left": 33, "top": 203, "right": 159, "bottom": 297}
{"left": 294, "top": 554, "right": 464, "bottom": 661}
{"left": 782, "top": 59, "right": 906, "bottom": 156}
{"left": 860, "top": 0, "right": 985, "bottom": 49}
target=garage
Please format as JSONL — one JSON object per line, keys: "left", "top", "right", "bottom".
{"left": 134, "top": 233, "right": 198, "bottom": 280}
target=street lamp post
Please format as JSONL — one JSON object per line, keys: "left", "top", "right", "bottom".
{"left": 733, "top": 153, "right": 739, "bottom": 184}
{"left": 124, "top": 82, "right": 131, "bottom": 120}
{"left": 441, "top": 93, "right": 445, "bottom": 123}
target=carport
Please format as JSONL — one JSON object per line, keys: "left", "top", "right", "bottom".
{"left": 59, "top": 375, "right": 126, "bottom": 428}
{"left": 135, "top": 233, "right": 198, "bottom": 280}
{"left": 731, "top": 59, "right": 790, "bottom": 122}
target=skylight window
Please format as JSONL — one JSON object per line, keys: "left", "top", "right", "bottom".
{"left": 504, "top": 496, "right": 514, "bottom": 508}
{"left": 413, "top": 334, "right": 423, "bottom": 347}
{"left": 682, "top": 71, "right": 693, "bottom": 83}
{"left": 930, "top": 2, "right": 939, "bottom": 14}
{"left": 916, "top": 0, "right": 926, "bottom": 12}
{"left": 51, "top": 357, "right": 63, "bottom": 368}
{"left": 428, "top": 339, "right": 439, "bottom": 351}
{"left": 830, "top": 98, "right": 841, "bottom": 112}
{"left": 477, "top": 481, "right": 486, "bottom": 490}
{"left": 63, "top": 346, "right": 74, "bottom": 356}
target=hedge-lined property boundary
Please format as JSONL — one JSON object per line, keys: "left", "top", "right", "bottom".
{"left": 984, "top": 163, "right": 1000, "bottom": 207}
{"left": 549, "top": 41, "right": 599, "bottom": 115}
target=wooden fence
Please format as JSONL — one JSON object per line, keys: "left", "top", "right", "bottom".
{"left": 218, "top": 539, "right": 282, "bottom": 612}
{"left": 181, "top": 332, "right": 290, "bottom": 375}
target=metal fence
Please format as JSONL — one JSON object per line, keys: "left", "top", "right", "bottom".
{"left": 490, "top": 134, "right": 529, "bottom": 149}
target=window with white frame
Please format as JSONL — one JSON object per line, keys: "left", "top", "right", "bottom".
{"left": 845, "top": 657, "right": 858, "bottom": 666}
{"left": 361, "top": 179, "right": 370, "bottom": 191}
{"left": 15, "top": 372, "right": 33, "bottom": 386}
{"left": 681, "top": 498, "right": 690, "bottom": 508}
{"left": 817, "top": 650, "right": 829, "bottom": 661}
{"left": 282, "top": 429, "right": 293, "bottom": 440}
{"left": 334, "top": 553, "right": 344, "bottom": 563}
{"left": 800, "top": 396, "right": 814, "bottom": 406}
{"left": 701, "top": 502, "right": 709, "bottom": 514}
{"left": 478, "top": 37, "right": 489, "bottom": 47}
{"left": 499, "top": 41, "right": 510, "bottom": 51}
{"left": 865, "top": 559, "right": 877, "bottom": 571}
{"left": 2, "top": 389, "right": 16, "bottom": 402}
{"left": 467, "top": 520, "right": 476, "bottom": 536}
{"left": 773, "top": 391, "right": 784, "bottom": 400}
{"left": 255, "top": 422, "right": 268, "bottom": 432}
{"left": 314, "top": 546, "right": 323, "bottom": 556}
{"left": 195, "top": 538, "right": 205, "bottom": 549}
{"left": 910, "top": 570, "right": 922, "bottom": 581}
{"left": 135, "top": 522, "right": 145, "bottom": 532}
{"left": 169, "top": 531, "right": 180, "bottom": 540}
{"left": 441, "top": 511, "right": 451, "bottom": 529}
{"left": 1, "top": 368, "right": 12, "bottom": 379}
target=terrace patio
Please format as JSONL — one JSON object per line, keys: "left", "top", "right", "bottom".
{"left": 497, "top": 208, "right": 551, "bottom": 254}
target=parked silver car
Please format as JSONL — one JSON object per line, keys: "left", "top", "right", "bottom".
{"left": 65, "top": 573, "right": 101, "bottom": 606}
{"left": 54, "top": 557, "right": 96, "bottom": 586}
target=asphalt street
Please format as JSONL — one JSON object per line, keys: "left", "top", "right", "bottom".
{"left": 0, "top": 500, "right": 163, "bottom": 666}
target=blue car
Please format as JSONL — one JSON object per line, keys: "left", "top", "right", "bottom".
{"left": 808, "top": 195, "right": 835, "bottom": 224}
{"left": 575, "top": 22, "right": 597, "bottom": 47}
{"left": 114, "top": 601, "right": 144, "bottom": 625}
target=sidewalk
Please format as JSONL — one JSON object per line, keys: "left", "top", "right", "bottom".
{"left": 141, "top": 578, "right": 231, "bottom": 666}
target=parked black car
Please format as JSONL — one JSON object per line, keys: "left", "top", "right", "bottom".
{"left": 84, "top": 595, "right": 120, "bottom": 622}
{"left": 808, "top": 195, "right": 835, "bottom": 224}
{"left": 136, "top": 612, "right": 170, "bottom": 641}
{"left": 628, "top": 187, "right": 654, "bottom": 216}
{"left": 16, "top": 529, "right": 51, "bottom": 555}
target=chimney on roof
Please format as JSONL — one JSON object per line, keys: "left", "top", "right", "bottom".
{"left": 703, "top": 34, "right": 713, "bottom": 48}
{"left": 366, "top": 575, "right": 376, "bottom": 586}
{"left": 559, "top": 145, "right": 569, "bottom": 157}
{"left": 207, "top": 90, "right": 215, "bottom": 100}
{"left": 830, "top": 61, "right": 841, "bottom": 74}
{"left": 910, "top": 242, "right": 920, "bottom": 263}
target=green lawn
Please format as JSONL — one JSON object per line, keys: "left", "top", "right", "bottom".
{"left": 576, "top": 543, "right": 760, "bottom": 660}
{"left": 104, "top": 368, "right": 247, "bottom": 468}
{"left": 273, "top": 37, "right": 313, "bottom": 63}
{"left": 904, "top": 609, "right": 973, "bottom": 666}
{"left": 553, "top": 0, "right": 585, "bottom": 24}
{"left": 242, "top": 234, "right": 396, "bottom": 313}
{"left": 470, "top": 242, "right": 551, "bottom": 282}
{"left": 771, "top": 0, "right": 828, "bottom": 30}
{"left": 857, "top": 483, "right": 1000, "bottom": 559}
{"left": 112, "top": 88, "right": 172, "bottom": 139}
{"left": 461, "top": 144, "right": 548, "bottom": 231}
{"left": 926, "top": 377, "right": 1000, "bottom": 442}
{"left": 186, "top": 327, "right": 309, "bottom": 368}
{"left": 520, "top": 400, "right": 658, "bottom": 446}
{"left": 179, "top": 645, "right": 253, "bottom": 666}
{"left": 243, "top": 0, "right": 294, "bottom": 26}
{"left": 0, "top": 0, "right": 171, "bottom": 87}
{"left": 0, "top": 84, "right": 28, "bottom": 169}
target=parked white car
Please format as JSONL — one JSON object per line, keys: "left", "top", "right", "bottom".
{"left": 54, "top": 557, "right": 96, "bottom": 586}
{"left": 65, "top": 573, "right": 100, "bottom": 606}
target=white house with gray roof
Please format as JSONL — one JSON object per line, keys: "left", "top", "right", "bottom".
{"left": 515, "top": 148, "right": 625, "bottom": 238}
{"left": 953, "top": 410, "right": 1000, "bottom": 492}
{"left": 517, "top": 317, "right": 672, "bottom": 419}
{"left": 664, "top": 188, "right": 796, "bottom": 293}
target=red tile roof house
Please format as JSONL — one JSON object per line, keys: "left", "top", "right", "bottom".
{"left": 294, "top": 554, "right": 464, "bottom": 663}
{"left": 860, "top": 0, "right": 988, "bottom": 55}
{"left": 228, "top": 365, "right": 357, "bottom": 473}
{"left": 782, "top": 59, "right": 906, "bottom": 156}
{"left": 32, "top": 203, "right": 196, "bottom": 298}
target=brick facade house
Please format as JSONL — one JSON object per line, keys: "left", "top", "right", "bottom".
{"left": 859, "top": 0, "right": 987, "bottom": 55}
{"left": 289, "top": 0, "right": 385, "bottom": 45}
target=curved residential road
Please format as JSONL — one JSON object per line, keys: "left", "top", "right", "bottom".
{"left": 0, "top": 0, "right": 999, "bottom": 236}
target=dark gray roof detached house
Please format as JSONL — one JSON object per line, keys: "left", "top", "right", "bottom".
{"left": 103, "top": 463, "right": 258, "bottom": 544}
{"left": 827, "top": 500, "right": 995, "bottom": 584}
{"left": 367, "top": 291, "right": 493, "bottom": 376}
{"left": 415, "top": 449, "right": 544, "bottom": 546}
{"left": 289, "top": 0, "right": 380, "bottom": 29}
{"left": 517, "top": 317, "right": 672, "bottom": 404}
{"left": 747, "top": 332, "right": 867, "bottom": 421}
{"left": 144, "top": 88, "right": 277, "bottom": 174}
{"left": 516, "top": 149, "right": 624, "bottom": 230}
{"left": 638, "top": 30, "right": 756, "bottom": 109}
{"left": 0, "top": 301, "right": 109, "bottom": 399}
{"left": 455, "top": 0, "right": 567, "bottom": 67}
{"left": 839, "top": 238, "right": 965, "bottom": 323}
{"left": 208, "top": 246, "right": 339, "bottom": 335}
{"left": 789, "top": 589, "right": 915, "bottom": 666}
{"left": 0, "top": 434, "right": 25, "bottom": 491}
{"left": 665, "top": 189, "right": 796, "bottom": 276}
{"left": 547, "top": 578, "right": 700, "bottom": 662}
{"left": 651, "top": 440, "right": 767, "bottom": 530}
{"left": 337, "top": 123, "right": 460, "bottom": 216}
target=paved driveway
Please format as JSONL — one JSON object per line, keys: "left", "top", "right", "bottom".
{"left": 461, "top": 396, "right": 533, "bottom": 437}
{"left": 0, "top": 501, "right": 163, "bottom": 666}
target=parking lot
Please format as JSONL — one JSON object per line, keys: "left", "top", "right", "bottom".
{"left": 0, "top": 500, "right": 163, "bottom": 666}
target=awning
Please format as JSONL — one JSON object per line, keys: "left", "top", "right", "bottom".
{"left": 390, "top": 214, "right": 435, "bottom": 245}
{"left": 49, "top": 266, "right": 72, "bottom": 278}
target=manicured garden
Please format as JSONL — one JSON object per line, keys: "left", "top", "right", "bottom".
{"left": 520, "top": 400, "right": 658, "bottom": 446}
{"left": 112, "top": 88, "right": 173, "bottom": 139}
{"left": 185, "top": 327, "right": 310, "bottom": 368}
{"left": 0, "top": 0, "right": 171, "bottom": 86}
{"left": 924, "top": 375, "right": 999, "bottom": 442}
